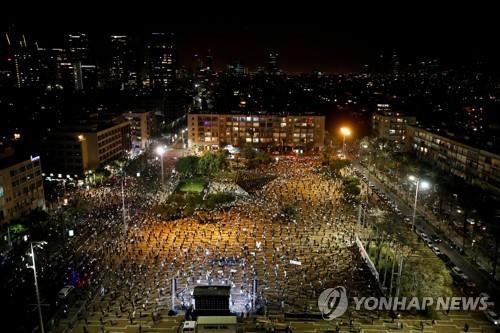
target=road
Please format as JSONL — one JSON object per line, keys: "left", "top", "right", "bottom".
{"left": 354, "top": 162, "right": 500, "bottom": 300}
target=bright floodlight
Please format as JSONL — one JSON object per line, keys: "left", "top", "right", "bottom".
{"left": 156, "top": 146, "right": 165, "bottom": 155}
{"left": 420, "top": 181, "right": 430, "bottom": 190}
{"left": 408, "top": 175, "right": 416, "bottom": 181}
{"left": 340, "top": 127, "right": 351, "bottom": 136}
{"left": 362, "top": 144, "right": 368, "bottom": 149}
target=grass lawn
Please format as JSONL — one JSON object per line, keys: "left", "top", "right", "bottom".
{"left": 177, "top": 178, "right": 207, "bottom": 193}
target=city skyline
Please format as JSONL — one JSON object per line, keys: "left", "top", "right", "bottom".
{"left": 2, "top": 14, "right": 499, "bottom": 74}
{"left": 1, "top": 7, "right": 500, "bottom": 333}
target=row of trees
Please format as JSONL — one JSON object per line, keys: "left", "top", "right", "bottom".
{"left": 321, "top": 157, "right": 361, "bottom": 200}
{"left": 240, "top": 144, "right": 272, "bottom": 168}
{"left": 358, "top": 136, "right": 500, "bottom": 276}
{"left": 175, "top": 150, "right": 229, "bottom": 177}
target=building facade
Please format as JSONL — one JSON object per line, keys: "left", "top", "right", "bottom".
{"left": 123, "top": 110, "right": 151, "bottom": 150}
{"left": 146, "top": 32, "right": 176, "bottom": 91}
{"left": 407, "top": 125, "right": 500, "bottom": 195}
{"left": 42, "top": 120, "right": 131, "bottom": 176}
{"left": 188, "top": 113, "right": 325, "bottom": 150}
{"left": 0, "top": 155, "right": 45, "bottom": 225}
{"left": 372, "top": 104, "right": 416, "bottom": 148}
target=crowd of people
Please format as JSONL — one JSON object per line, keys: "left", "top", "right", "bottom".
{"left": 48, "top": 155, "right": 379, "bottom": 332}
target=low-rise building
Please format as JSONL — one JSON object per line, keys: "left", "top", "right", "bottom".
{"left": 188, "top": 113, "right": 325, "bottom": 151}
{"left": 0, "top": 151, "right": 45, "bottom": 225}
{"left": 372, "top": 104, "right": 416, "bottom": 148}
{"left": 42, "top": 118, "right": 131, "bottom": 176}
{"left": 407, "top": 125, "right": 500, "bottom": 195}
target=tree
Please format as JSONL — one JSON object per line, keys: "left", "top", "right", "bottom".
{"left": 198, "top": 151, "right": 229, "bottom": 176}
{"left": 241, "top": 143, "right": 256, "bottom": 159}
{"left": 457, "top": 185, "right": 482, "bottom": 251}
{"left": 198, "top": 152, "right": 215, "bottom": 176}
{"left": 175, "top": 156, "right": 200, "bottom": 176}
{"left": 399, "top": 254, "right": 453, "bottom": 300}
{"left": 342, "top": 176, "right": 361, "bottom": 198}
{"left": 328, "top": 159, "right": 351, "bottom": 178}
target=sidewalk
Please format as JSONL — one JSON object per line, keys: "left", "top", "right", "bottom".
{"left": 376, "top": 169, "right": 497, "bottom": 281}
{"left": 354, "top": 162, "right": 500, "bottom": 298}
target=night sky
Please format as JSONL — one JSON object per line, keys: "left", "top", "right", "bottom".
{"left": 2, "top": 4, "right": 499, "bottom": 74}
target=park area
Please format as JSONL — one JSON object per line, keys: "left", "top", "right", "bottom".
{"left": 177, "top": 178, "right": 207, "bottom": 193}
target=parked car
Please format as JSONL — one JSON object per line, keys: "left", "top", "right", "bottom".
{"left": 438, "top": 253, "right": 452, "bottom": 266}
{"left": 451, "top": 266, "right": 468, "bottom": 281}
{"left": 432, "top": 246, "right": 442, "bottom": 256}
{"left": 58, "top": 285, "right": 75, "bottom": 299}
{"left": 432, "top": 236, "right": 442, "bottom": 243}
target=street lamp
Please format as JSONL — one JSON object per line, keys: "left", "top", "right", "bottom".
{"left": 408, "top": 175, "right": 430, "bottom": 231}
{"left": 362, "top": 143, "right": 371, "bottom": 171}
{"left": 156, "top": 146, "right": 166, "bottom": 187}
{"left": 340, "top": 127, "right": 351, "bottom": 156}
{"left": 28, "top": 241, "right": 47, "bottom": 333}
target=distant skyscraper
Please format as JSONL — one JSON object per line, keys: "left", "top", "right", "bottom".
{"left": 391, "top": 49, "right": 400, "bottom": 76}
{"left": 204, "top": 50, "right": 214, "bottom": 73}
{"left": 4, "top": 28, "right": 42, "bottom": 88}
{"left": 66, "top": 33, "right": 90, "bottom": 63}
{"left": 66, "top": 33, "right": 92, "bottom": 90}
{"left": 146, "top": 32, "right": 176, "bottom": 92}
{"left": 227, "top": 60, "right": 247, "bottom": 76}
{"left": 109, "top": 35, "right": 136, "bottom": 89}
{"left": 267, "top": 51, "right": 280, "bottom": 75}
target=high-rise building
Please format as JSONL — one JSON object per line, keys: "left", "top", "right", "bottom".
{"left": 267, "top": 51, "right": 280, "bottom": 75}
{"left": 4, "top": 30, "right": 43, "bottom": 89}
{"left": 227, "top": 60, "right": 247, "bottom": 76}
{"left": 66, "top": 33, "right": 90, "bottom": 63}
{"left": 391, "top": 49, "right": 400, "bottom": 75}
{"left": 109, "top": 35, "right": 136, "bottom": 89}
{"left": 146, "top": 32, "right": 176, "bottom": 92}
{"left": 66, "top": 33, "right": 92, "bottom": 90}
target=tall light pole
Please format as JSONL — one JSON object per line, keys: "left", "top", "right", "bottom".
{"left": 408, "top": 175, "right": 430, "bottom": 231}
{"left": 156, "top": 146, "right": 166, "bottom": 188}
{"left": 340, "top": 127, "right": 351, "bottom": 157}
{"left": 362, "top": 143, "right": 372, "bottom": 171}
{"left": 28, "top": 241, "right": 47, "bottom": 333}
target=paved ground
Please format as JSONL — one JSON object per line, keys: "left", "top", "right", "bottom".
{"left": 46, "top": 156, "right": 498, "bottom": 333}
{"left": 354, "top": 162, "right": 500, "bottom": 300}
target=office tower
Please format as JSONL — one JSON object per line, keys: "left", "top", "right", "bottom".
{"left": 267, "top": 51, "right": 280, "bottom": 75}
{"left": 204, "top": 50, "right": 214, "bottom": 73}
{"left": 109, "top": 35, "right": 136, "bottom": 89}
{"left": 391, "top": 48, "right": 400, "bottom": 76}
{"left": 4, "top": 29, "right": 42, "bottom": 88}
{"left": 66, "top": 33, "right": 93, "bottom": 90}
{"left": 146, "top": 32, "right": 176, "bottom": 92}
{"left": 227, "top": 60, "right": 247, "bottom": 76}
{"left": 66, "top": 33, "right": 90, "bottom": 63}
